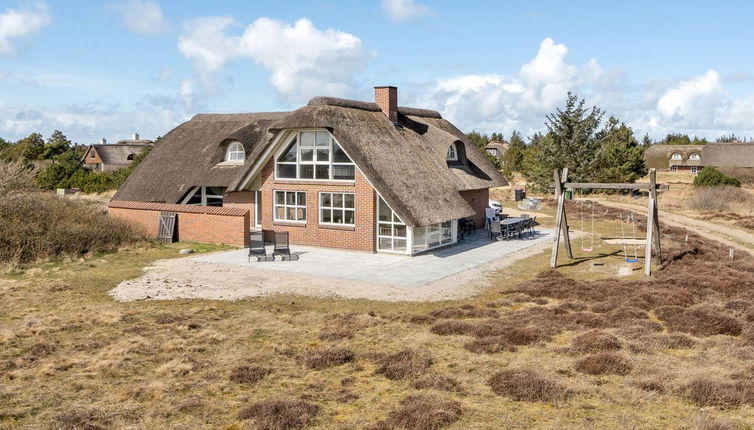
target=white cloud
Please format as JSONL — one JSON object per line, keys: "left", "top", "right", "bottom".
{"left": 111, "top": 0, "right": 170, "bottom": 36}
{"left": 178, "top": 17, "right": 372, "bottom": 102}
{"left": 655, "top": 70, "right": 725, "bottom": 127}
{"left": 0, "top": 2, "right": 51, "bottom": 54}
{"left": 382, "top": 0, "right": 431, "bottom": 22}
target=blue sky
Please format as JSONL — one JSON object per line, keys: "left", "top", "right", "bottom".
{"left": 2, "top": 0, "right": 754, "bottom": 144}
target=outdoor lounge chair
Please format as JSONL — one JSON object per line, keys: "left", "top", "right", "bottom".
{"left": 490, "top": 220, "right": 503, "bottom": 240}
{"left": 273, "top": 231, "right": 298, "bottom": 261}
{"left": 248, "top": 230, "right": 271, "bottom": 262}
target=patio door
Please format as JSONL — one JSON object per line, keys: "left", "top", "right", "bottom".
{"left": 255, "top": 191, "right": 262, "bottom": 227}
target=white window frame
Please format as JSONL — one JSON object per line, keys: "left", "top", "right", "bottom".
{"left": 181, "top": 186, "right": 225, "bottom": 206}
{"left": 319, "top": 192, "right": 355, "bottom": 226}
{"left": 225, "top": 141, "right": 245, "bottom": 162}
{"left": 274, "top": 130, "right": 356, "bottom": 182}
{"left": 670, "top": 152, "right": 682, "bottom": 161}
{"left": 376, "top": 194, "right": 409, "bottom": 254}
{"left": 691, "top": 166, "right": 699, "bottom": 175}
{"left": 689, "top": 153, "right": 701, "bottom": 161}
{"left": 670, "top": 165, "right": 678, "bottom": 172}
{"left": 273, "top": 190, "right": 307, "bottom": 223}
{"left": 254, "top": 190, "right": 262, "bottom": 227}
{"left": 412, "top": 221, "right": 457, "bottom": 254}
{"left": 447, "top": 143, "right": 458, "bottom": 161}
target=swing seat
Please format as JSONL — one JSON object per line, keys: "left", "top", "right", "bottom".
{"left": 625, "top": 258, "right": 639, "bottom": 263}
{"left": 581, "top": 247, "right": 593, "bottom": 252}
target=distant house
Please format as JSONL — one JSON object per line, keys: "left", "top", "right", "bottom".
{"left": 644, "top": 142, "right": 754, "bottom": 178}
{"left": 82, "top": 134, "right": 153, "bottom": 172}
{"left": 484, "top": 141, "right": 509, "bottom": 160}
{"left": 109, "top": 86, "right": 506, "bottom": 253}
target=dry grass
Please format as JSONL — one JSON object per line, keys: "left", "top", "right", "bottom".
{"left": 569, "top": 330, "right": 622, "bottom": 354}
{"left": 237, "top": 399, "right": 319, "bottom": 430}
{"left": 373, "top": 394, "right": 462, "bottom": 430}
{"left": 688, "top": 186, "right": 753, "bottom": 212}
{"left": 654, "top": 305, "right": 742, "bottom": 336}
{"left": 488, "top": 369, "right": 569, "bottom": 402}
{"left": 683, "top": 377, "right": 754, "bottom": 408}
{"left": 410, "top": 374, "right": 464, "bottom": 394}
{"left": 463, "top": 336, "right": 517, "bottom": 354}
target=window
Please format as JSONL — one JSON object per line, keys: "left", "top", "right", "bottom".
{"left": 670, "top": 165, "right": 678, "bottom": 172}
{"left": 90, "top": 150, "right": 95, "bottom": 159}
{"left": 447, "top": 143, "right": 458, "bottom": 161}
{"left": 485, "top": 148, "right": 497, "bottom": 157}
{"left": 225, "top": 141, "right": 245, "bottom": 162}
{"left": 670, "top": 152, "right": 682, "bottom": 160}
{"left": 320, "top": 192, "right": 355, "bottom": 226}
{"left": 413, "top": 221, "right": 454, "bottom": 253}
{"left": 377, "top": 196, "right": 407, "bottom": 252}
{"left": 689, "top": 153, "right": 701, "bottom": 161}
{"left": 691, "top": 166, "right": 699, "bottom": 175}
{"left": 183, "top": 186, "right": 225, "bottom": 206}
{"left": 275, "top": 131, "right": 355, "bottom": 180}
{"left": 274, "top": 191, "right": 306, "bottom": 222}
{"left": 127, "top": 153, "right": 135, "bottom": 161}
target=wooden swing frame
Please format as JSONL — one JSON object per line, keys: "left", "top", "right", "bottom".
{"left": 550, "top": 168, "right": 666, "bottom": 276}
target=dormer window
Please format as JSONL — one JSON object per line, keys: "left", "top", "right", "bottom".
{"left": 225, "top": 141, "right": 245, "bottom": 162}
{"left": 275, "top": 130, "right": 355, "bottom": 181}
{"left": 447, "top": 143, "right": 458, "bottom": 161}
{"left": 689, "top": 153, "right": 700, "bottom": 161}
{"left": 670, "top": 152, "right": 682, "bottom": 161}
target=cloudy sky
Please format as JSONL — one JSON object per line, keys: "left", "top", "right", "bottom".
{"left": 2, "top": 0, "right": 754, "bottom": 144}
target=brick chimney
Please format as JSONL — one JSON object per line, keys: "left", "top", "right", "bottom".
{"left": 374, "top": 86, "right": 398, "bottom": 122}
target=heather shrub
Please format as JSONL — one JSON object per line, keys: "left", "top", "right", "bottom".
{"left": 464, "top": 336, "right": 517, "bottom": 354}
{"left": 488, "top": 369, "right": 569, "bottom": 402}
{"left": 303, "top": 347, "right": 355, "bottom": 370}
{"left": 375, "top": 349, "right": 432, "bottom": 380}
{"left": 575, "top": 352, "right": 632, "bottom": 375}
{"left": 683, "top": 377, "right": 754, "bottom": 408}
{"left": 430, "top": 320, "right": 475, "bottom": 336}
{"left": 375, "top": 394, "right": 462, "bottom": 430}
{"left": 570, "top": 330, "right": 622, "bottom": 354}
{"left": 238, "top": 399, "right": 319, "bottom": 430}
{"left": 655, "top": 305, "right": 742, "bottom": 336}
{"left": 0, "top": 193, "right": 146, "bottom": 267}
{"left": 229, "top": 366, "right": 273, "bottom": 384}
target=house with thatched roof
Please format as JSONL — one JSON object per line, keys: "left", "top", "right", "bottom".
{"left": 484, "top": 141, "right": 509, "bottom": 160}
{"left": 83, "top": 134, "right": 153, "bottom": 172}
{"left": 109, "top": 86, "right": 506, "bottom": 254}
{"left": 644, "top": 142, "right": 754, "bottom": 180}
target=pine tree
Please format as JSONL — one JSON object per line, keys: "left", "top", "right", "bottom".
{"left": 592, "top": 117, "right": 647, "bottom": 183}
{"left": 42, "top": 130, "right": 72, "bottom": 160}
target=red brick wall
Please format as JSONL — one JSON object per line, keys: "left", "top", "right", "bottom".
{"left": 83, "top": 147, "right": 102, "bottom": 169}
{"left": 258, "top": 159, "right": 376, "bottom": 252}
{"left": 460, "top": 188, "right": 489, "bottom": 228}
{"left": 109, "top": 202, "right": 250, "bottom": 246}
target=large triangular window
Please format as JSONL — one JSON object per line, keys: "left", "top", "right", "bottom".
{"left": 275, "top": 131, "right": 355, "bottom": 180}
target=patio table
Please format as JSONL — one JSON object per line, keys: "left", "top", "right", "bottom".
{"left": 500, "top": 217, "right": 526, "bottom": 239}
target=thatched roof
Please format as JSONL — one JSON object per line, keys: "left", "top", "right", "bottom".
{"left": 89, "top": 143, "right": 151, "bottom": 166}
{"left": 112, "top": 112, "right": 286, "bottom": 202}
{"left": 114, "top": 97, "right": 505, "bottom": 226}
{"left": 644, "top": 143, "right": 754, "bottom": 169}
{"left": 703, "top": 143, "right": 754, "bottom": 168}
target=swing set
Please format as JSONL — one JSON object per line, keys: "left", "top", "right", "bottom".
{"left": 550, "top": 168, "right": 667, "bottom": 277}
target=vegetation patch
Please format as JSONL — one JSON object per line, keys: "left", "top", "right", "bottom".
{"left": 463, "top": 336, "right": 517, "bottom": 354}
{"left": 410, "top": 374, "right": 464, "bottom": 394}
{"left": 375, "top": 349, "right": 432, "bottom": 380}
{"left": 237, "top": 399, "right": 319, "bottom": 430}
{"left": 429, "top": 320, "right": 475, "bottom": 336}
{"left": 303, "top": 347, "right": 355, "bottom": 370}
{"left": 53, "top": 407, "right": 111, "bottom": 430}
{"left": 229, "top": 365, "right": 273, "bottom": 385}
{"left": 683, "top": 377, "right": 754, "bottom": 408}
{"left": 654, "top": 305, "right": 742, "bottom": 336}
{"left": 570, "top": 330, "right": 622, "bottom": 354}
{"left": 374, "top": 394, "right": 462, "bottom": 430}
{"left": 428, "top": 305, "right": 497, "bottom": 319}
{"left": 575, "top": 352, "right": 632, "bottom": 375}
{"left": 488, "top": 369, "right": 570, "bottom": 402}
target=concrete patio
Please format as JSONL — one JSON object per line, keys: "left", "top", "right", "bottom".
{"left": 192, "top": 229, "right": 553, "bottom": 287}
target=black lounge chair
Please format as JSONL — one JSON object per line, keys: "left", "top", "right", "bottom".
{"left": 273, "top": 231, "right": 298, "bottom": 261}
{"left": 248, "top": 230, "right": 272, "bottom": 262}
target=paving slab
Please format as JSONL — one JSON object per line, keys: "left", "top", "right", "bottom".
{"left": 192, "top": 229, "right": 553, "bottom": 287}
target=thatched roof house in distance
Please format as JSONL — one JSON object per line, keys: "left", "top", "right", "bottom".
{"left": 83, "top": 134, "right": 153, "bottom": 172}
{"left": 110, "top": 86, "right": 506, "bottom": 254}
{"left": 644, "top": 142, "right": 754, "bottom": 180}
{"left": 484, "top": 141, "right": 509, "bottom": 160}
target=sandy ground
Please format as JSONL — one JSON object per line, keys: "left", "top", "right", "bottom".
{"left": 110, "top": 240, "right": 553, "bottom": 303}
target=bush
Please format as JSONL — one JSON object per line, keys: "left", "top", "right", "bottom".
{"left": 238, "top": 399, "right": 319, "bottom": 430}
{"left": 464, "top": 336, "right": 517, "bottom": 354}
{"left": 375, "top": 349, "right": 432, "bottom": 380}
{"left": 488, "top": 369, "right": 569, "bottom": 402}
{"left": 574, "top": 352, "right": 632, "bottom": 375}
{"left": 430, "top": 320, "right": 476, "bottom": 336}
{"left": 0, "top": 161, "right": 34, "bottom": 196}
{"left": 570, "top": 330, "right": 622, "bottom": 354}
{"left": 0, "top": 193, "right": 146, "bottom": 267}
{"left": 693, "top": 167, "right": 741, "bottom": 188}
{"left": 688, "top": 186, "right": 752, "bottom": 212}
{"left": 375, "top": 394, "right": 462, "bottom": 430}
{"left": 303, "top": 347, "right": 355, "bottom": 370}
{"left": 684, "top": 377, "right": 754, "bottom": 408}
{"left": 654, "top": 305, "right": 742, "bottom": 336}
{"left": 229, "top": 366, "right": 273, "bottom": 384}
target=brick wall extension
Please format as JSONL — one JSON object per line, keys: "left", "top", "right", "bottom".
{"left": 258, "top": 159, "right": 376, "bottom": 252}
{"left": 460, "top": 188, "right": 489, "bottom": 228}
{"left": 108, "top": 201, "right": 250, "bottom": 246}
